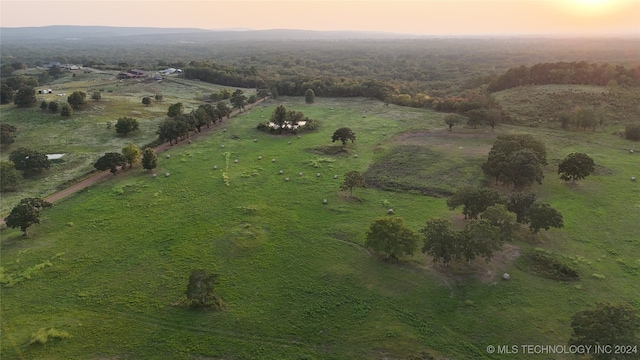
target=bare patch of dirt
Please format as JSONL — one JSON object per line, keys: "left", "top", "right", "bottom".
{"left": 423, "top": 243, "right": 521, "bottom": 284}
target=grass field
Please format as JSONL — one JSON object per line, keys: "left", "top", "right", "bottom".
{"left": 1, "top": 93, "right": 639, "bottom": 359}
{"left": 0, "top": 71, "right": 255, "bottom": 214}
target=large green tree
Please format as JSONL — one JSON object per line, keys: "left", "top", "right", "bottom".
{"left": 459, "top": 219, "right": 502, "bottom": 264}
{"left": 121, "top": 143, "right": 141, "bottom": 169}
{"left": 527, "top": 202, "right": 564, "bottom": 236}
{"left": 185, "top": 270, "right": 225, "bottom": 310}
{"left": 331, "top": 127, "right": 356, "bottom": 146}
{"left": 558, "top": 152, "right": 595, "bottom": 183}
{"left": 446, "top": 186, "right": 502, "bottom": 220}
{"left": 1, "top": 123, "right": 17, "bottom": 146}
{"left": 4, "top": 197, "right": 53, "bottom": 236}
{"left": 14, "top": 87, "right": 37, "bottom": 108}
{"left": 167, "top": 102, "right": 184, "bottom": 118}
{"left": 340, "top": 170, "right": 366, "bottom": 197}
{"left": 421, "top": 218, "right": 460, "bottom": 266}
{"left": 67, "top": 91, "right": 87, "bottom": 110}
{"left": 483, "top": 134, "right": 547, "bottom": 190}
{"left": 9, "top": 147, "right": 51, "bottom": 177}
{"left": 230, "top": 89, "right": 247, "bottom": 112}
{"left": 215, "top": 101, "right": 231, "bottom": 120}
{"left": 444, "top": 113, "right": 466, "bottom": 131}
{"left": 569, "top": 302, "right": 639, "bottom": 360}
{"left": 94, "top": 152, "right": 127, "bottom": 174}
{"left": 141, "top": 147, "right": 158, "bottom": 170}
{"left": 480, "top": 204, "right": 517, "bottom": 242}
{"left": 506, "top": 192, "right": 537, "bottom": 223}
{"left": 365, "top": 217, "right": 418, "bottom": 260}
{"left": 115, "top": 117, "right": 140, "bottom": 137}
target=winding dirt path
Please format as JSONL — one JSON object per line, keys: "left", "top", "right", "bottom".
{"left": 2, "top": 97, "right": 268, "bottom": 226}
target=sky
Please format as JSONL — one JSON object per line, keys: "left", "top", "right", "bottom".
{"left": 1, "top": 0, "right": 639, "bottom": 36}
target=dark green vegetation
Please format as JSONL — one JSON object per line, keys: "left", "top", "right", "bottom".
{"left": 1, "top": 32, "right": 639, "bottom": 359}
{"left": 569, "top": 302, "right": 639, "bottom": 360}
{"left": 3, "top": 197, "right": 52, "bottom": 237}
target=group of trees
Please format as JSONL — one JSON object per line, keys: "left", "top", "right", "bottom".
{"left": 256, "top": 105, "right": 318, "bottom": 134}
{"left": 159, "top": 102, "right": 231, "bottom": 144}
{"left": 487, "top": 61, "right": 640, "bottom": 92}
{"left": 8, "top": 147, "right": 51, "bottom": 177}
{"left": 93, "top": 144, "right": 156, "bottom": 174}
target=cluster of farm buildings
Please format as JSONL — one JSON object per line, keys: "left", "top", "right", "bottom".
{"left": 117, "top": 68, "right": 182, "bottom": 80}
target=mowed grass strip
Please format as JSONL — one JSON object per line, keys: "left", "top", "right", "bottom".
{"left": 1, "top": 96, "right": 639, "bottom": 359}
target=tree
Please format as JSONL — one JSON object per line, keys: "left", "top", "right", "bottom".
{"left": 9, "top": 147, "right": 51, "bottom": 177}
{"left": 270, "top": 105, "right": 288, "bottom": 129}
{"left": 141, "top": 147, "right": 158, "bottom": 170}
{"left": 185, "top": 269, "right": 225, "bottom": 310}
{"left": 48, "top": 65, "right": 63, "bottom": 78}
{"left": 446, "top": 186, "right": 502, "bottom": 220}
{"left": 155, "top": 94, "right": 163, "bottom": 102}
{"left": 465, "top": 108, "right": 486, "bottom": 129}
{"left": 558, "top": 152, "right": 595, "bottom": 183}
{"left": 167, "top": 102, "right": 184, "bottom": 118}
{"left": 60, "top": 103, "right": 73, "bottom": 117}
{"left": 158, "top": 118, "right": 188, "bottom": 145}
{"left": 94, "top": 152, "right": 127, "bottom": 174}
{"left": 365, "top": 217, "right": 418, "bottom": 260}
{"left": 569, "top": 302, "right": 639, "bottom": 360}
{"left": 444, "top": 114, "right": 465, "bottom": 131}
{"left": 270, "top": 86, "right": 279, "bottom": 100}
{"left": 14, "top": 87, "right": 37, "bottom": 108}
{"left": 4, "top": 197, "right": 52, "bottom": 236}
{"left": 121, "top": 143, "right": 141, "bottom": 169}
{"left": 482, "top": 134, "right": 547, "bottom": 190}
{"left": 340, "top": 170, "right": 365, "bottom": 197}
{"left": 0, "top": 161, "right": 20, "bottom": 192}
{"left": 142, "top": 97, "right": 152, "bottom": 106}
{"left": 230, "top": 89, "right": 247, "bottom": 112}
{"left": 506, "top": 192, "right": 537, "bottom": 224}
{"left": 421, "top": 218, "right": 461, "bottom": 266}
{"left": 527, "top": 202, "right": 563, "bottom": 236}
{"left": 331, "top": 127, "right": 356, "bottom": 146}
{"left": 91, "top": 91, "right": 102, "bottom": 101}
{"left": 1, "top": 123, "right": 17, "bottom": 146}
{"left": 48, "top": 101, "right": 59, "bottom": 113}
{"left": 1, "top": 83, "right": 14, "bottom": 104}
{"left": 459, "top": 219, "right": 502, "bottom": 264}
{"left": 557, "top": 111, "right": 572, "bottom": 129}
{"left": 305, "top": 89, "right": 315, "bottom": 104}
{"left": 40, "top": 100, "right": 49, "bottom": 111}
{"left": 247, "top": 94, "right": 258, "bottom": 104}
{"left": 573, "top": 107, "right": 597, "bottom": 131}
{"left": 480, "top": 204, "right": 517, "bottom": 242}
{"left": 67, "top": 91, "right": 87, "bottom": 110}
{"left": 216, "top": 102, "right": 231, "bottom": 120}
{"left": 192, "top": 107, "right": 211, "bottom": 132}
{"left": 115, "top": 117, "right": 140, "bottom": 137}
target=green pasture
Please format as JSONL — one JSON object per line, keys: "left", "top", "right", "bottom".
{"left": 1, "top": 96, "right": 639, "bottom": 359}
{"left": 0, "top": 73, "right": 254, "bottom": 214}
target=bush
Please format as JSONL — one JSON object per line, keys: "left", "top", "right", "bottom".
{"left": 517, "top": 248, "right": 580, "bottom": 281}
{"left": 29, "top": 328, "right": 72, "bottom": 345}
{"left": 624, "top": 123, "right": 640, "bottom": 141}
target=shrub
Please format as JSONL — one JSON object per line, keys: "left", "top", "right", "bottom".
{"left": 29, "top": 328, "right": 72, "bottom": 345}
{"left": 517, "top": 248, "right": 580, "bottom": 281}
{"left": 624, "top": 123, "right": 640, "bottom": 141}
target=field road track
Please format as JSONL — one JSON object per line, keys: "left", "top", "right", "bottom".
{"left": 0, "top": 97, "right": 269, "bottom": 227}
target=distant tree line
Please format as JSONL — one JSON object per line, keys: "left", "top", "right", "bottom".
{"left": 487, "top": 62, "right": 640, "bottom": 92}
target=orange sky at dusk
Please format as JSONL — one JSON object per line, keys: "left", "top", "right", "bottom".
{"left": 1, "top": 0, "right": 639, "bottom": 36}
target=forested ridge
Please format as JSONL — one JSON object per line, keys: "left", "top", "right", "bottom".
{"left": 2, "top": 31, "right": 640, "bottom": 122}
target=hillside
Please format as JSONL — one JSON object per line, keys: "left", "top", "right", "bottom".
{"left": 494, "top": 84, "right": 640, "bottom": 127}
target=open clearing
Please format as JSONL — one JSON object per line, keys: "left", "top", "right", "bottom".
{"left": 1, "top": 93, "right": 639, "bottom": 359}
